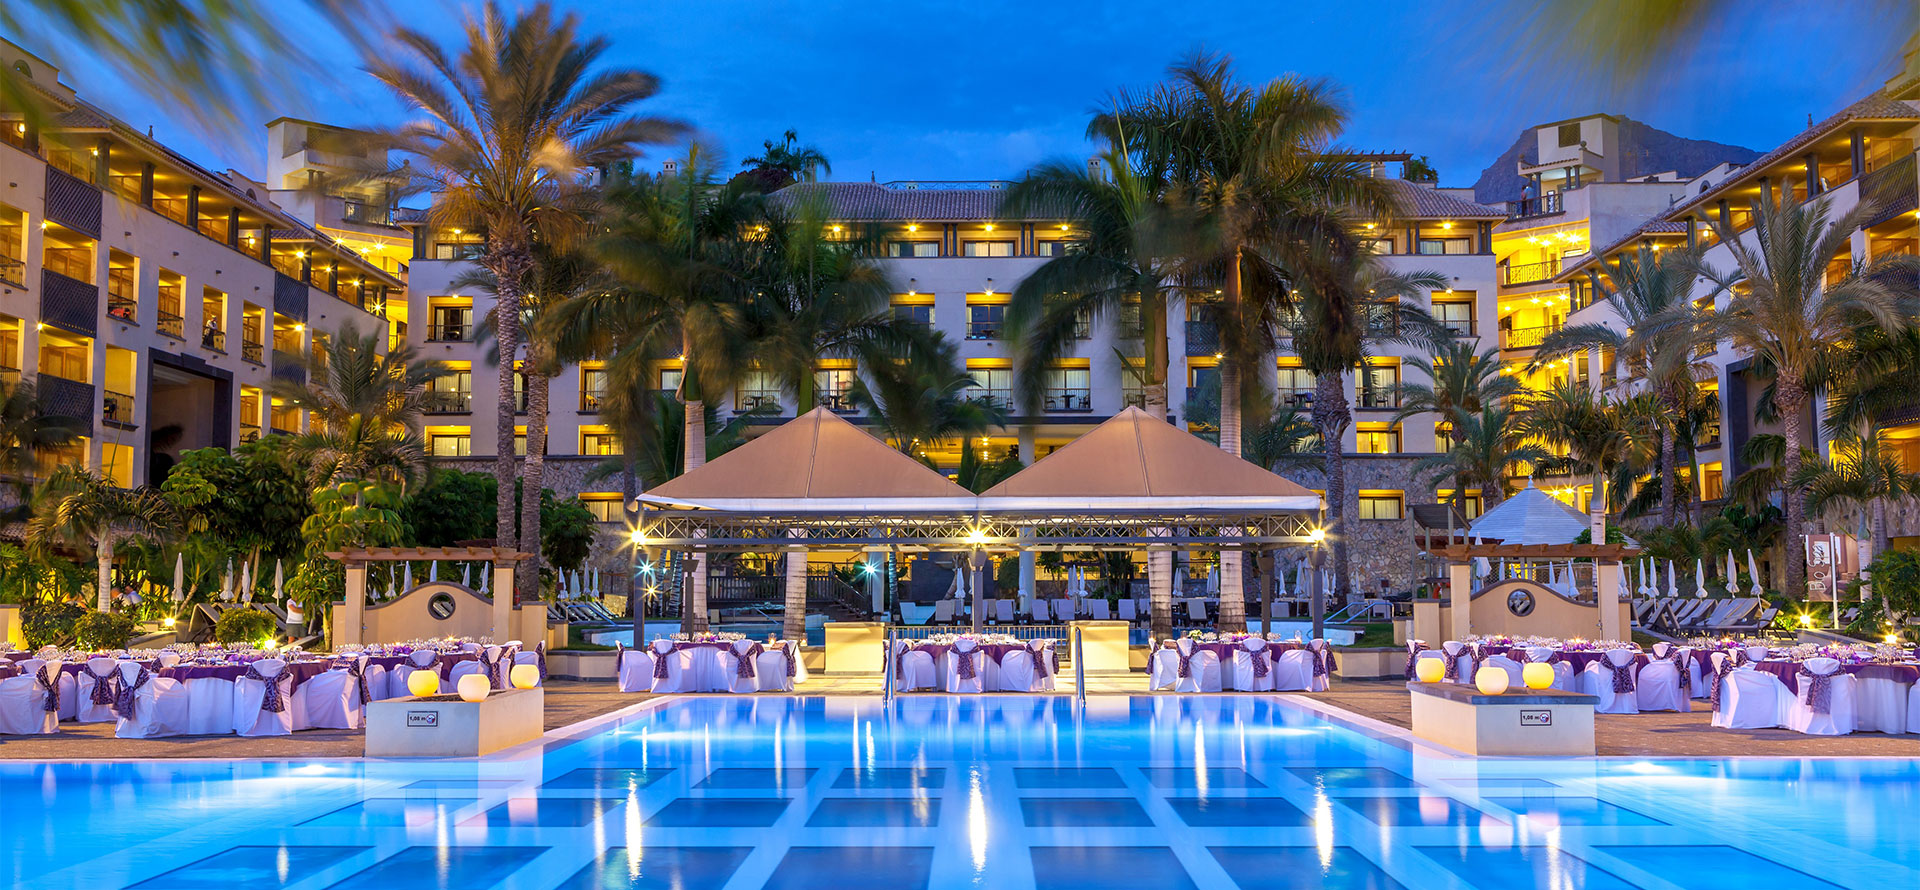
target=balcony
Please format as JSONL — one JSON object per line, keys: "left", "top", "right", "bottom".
{"left": 157, "top": 310, "right": 184, "bottom": 339}
{"left": 426, "top": 322, "right": 470, "bottom": 342}
{"left": 0, "top": 254, "right": 22, "bottom": 287}
{"left": 1502, "top": 324, "right": 1560, "bottom": 351}
{"left": 736, "top": 392, "right": 782, "bottom": 412}
{"left": 40, "top": 269, "right": 99, "bottom": 338}
{"left": 242, "top": 341, "right": 264, "bottom": 364}
{"left": 1506, "top": 192, "right": 1564, "bottom": 220}
{"left": 425, "top": 390, "right": 472, "bottom": 414}
{"left": 1361, "top": 303, "right": 1399, "bottom": 339}
{"left": 1501, "top": 257, "right": 1561, "bottom": 286}
{"left": 271, "top": 349, "right": 306, "bottom": 384}
{"left": 820, "top": 391, "right": 857, "bottom": 413}
{"left": 38, "top": 374, "right": 94, "bottom": 433}
{"left": 107, "top": 270, "right": 137, "bottom": 324}
{"left": 1185, "top": 319, "right": 1219, "bottom": 356}
{"left": 1043, "top": 390, "right": 1092, "bottom": 413}
{"left": 1860, "top": 152, "right": 1917, "bottom": 228}
{"left": 965, "top": 321, "right": 1003, "bottom": 340}
{"left": 1278, "top": 388, "right": 1315, "bottom": 409}
{"left": 1356, "top": 388, "right": 1399, "bottom": 410}
{"left": 102, "top": 390, "right": 136, "bottom": 428}
{"left": 240, "top": 422, "right": 262, "bottom": 444}
{"left": 202, "top": 330, "right": 227, "bottom": 353}
{"left": 964, "top": 388, "right": 1012, "bottom": 409}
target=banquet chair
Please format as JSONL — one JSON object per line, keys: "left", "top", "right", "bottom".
{"left": 233, "top": 658, "right": 294, "bottom": 737}
{"left": 1583, "top": 649, "right": 1640, "bottom": 714}
{"left": 1440, "top": 641, "right": 1472, "bottom": 684}
{"left": 1089, "top": 599, "right": 1112, "bottom": 621}
{"left": 1636, "top": 643, "right": 1692, "bottom": 713}
{"left": 893, "top": 640, "right": 938, "bottom": 692}
{"left": 513, "top": 641, "right": 547, "bottom": 687}
{"left": 1030, "top": 599, "right": 1050, "bottom": 623}
{"left": 303, "top": 654, "right": 370, "bottom": 730}
{"left": 1710, "top": 651, "right": 1785, "bottom": 729}
{"left": 993, "top": 600, "right": 1017, "bottom": 625}
{"left": 154, "top": 650, "right": 182, "bottom": 669}
{"left": 1782, "top": 657, "right": 1855, "bottom": 736}
{"left": 1742, "top": 645, "right": 1771, "bottom": 666}
{"left": 1148, "top": 643, "right": 1181, "bottom": 691}
{"left": 726, "top": 639, "right": 761, "bottom": 694}
{"left": 1173, "top": 638, "right": 1222, "bottom": 693}
{"left": 1029, "top": 641, "right": 1057, "bottom": 691}
{"left": 1118, "top": 600, "right": 1138, "bottom": 623}
{"left": 648, "top": 639, "right": 697, "bottom": 694}
{"left": 946, "top": 638, "right": 986, "bottom": 693}
{"left": 0, "top": 659, "right": 61, "bottom": 735}
{"left": 1907, "top": 683, "right": 1920, "bottom": 736}
{"left": 113, "top": 660, "right": 189, "bottom": 739}
{"left": 1402, "top": 640, "right": 1426, "bottom": 680}
{"left": 1272, "top": 645, "right": 1314, "bottom": 692}
{"left": 1484, "top": 651, "right": 1526, "bottom": 692}
{"left": 996, "top": 646, "right": 1037, "bottom": 692}
{"left": 447, "top": 646, "right": 502, "bottom": 690}
{"left": 1307, "top": 639, "right": 1337, "bottom": 693}
{"left": 614, "top": 642, "right": 654, "bottom": 693}
{"left": 1852, "top": 667, "right": 1906, "bottom": 734}
{"left": 1523, "top": 647, "right": 1574, "bottom": 691}
{"left": 1230, "top": 638, "right": 1274, "bottom": 692}
{"left": 391, "top": 648, "right": 442, "bottom": 698}
{"left": 756, "top": 641, "right": 796, "bottom": 692}
{"left": 75, "top": 657, "right": 122, "bottom": 724}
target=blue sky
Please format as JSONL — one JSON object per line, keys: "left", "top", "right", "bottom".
{"left": 9, "top": 1, "right": 1901, "bottom": 192}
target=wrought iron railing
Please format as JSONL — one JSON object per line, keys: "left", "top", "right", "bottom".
{"left": 1502, "top": 257, "right": 1561, "bottom": 285}
{"left": 1506, "top": 192, "right": 1563, "bottom": 220}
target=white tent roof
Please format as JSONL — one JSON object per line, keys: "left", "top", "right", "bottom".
{"left": 1468, "top": 480, "right": 1591, "bottom": 546}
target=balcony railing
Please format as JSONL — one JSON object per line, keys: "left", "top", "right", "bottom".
{"left": 1861, "top": 152, "right": 1918, "bottom": 228}
{"left": 964, "top": 388, "right": 1012, "bottom": 408}
{"left": 107, "top": 270, "right": 137, "bottom": 323}
{"left": 579, "top": 390, "right": 604, "bottom": 412}
{"left": 736, "top": 392, "right": 782, "bottom": 412}
{"left": 202, "top": 329, "right": 226, "bottom": 352}
{"left": 240, "top": 423, "right": 262, "bottom": 444}
{"left": 1435, "top": 318, "right": 1476, "bottom": 337}
{"left": 1277, "top": 388, "right": 1315, "bottom": 408}
{"left": 1356, "top": 388, "right": 1399, "bottom": 409}
{"left": 965, "top": 321, "right": 1003, "bottom": 340}
{"left": 427, "top": 322, "right": 470, "bottom": 342}
{"left": 1506, "top": 192, "right": 1564, "bottom": 220}
{"left": 102, "top": 390, "right": 135, "bottom": 427}
{"left": 1185, "top": 319, "right": 1219, "bottom": 356}
{"left": 1502, "top": 257, "right": 1561, "bottom": 285}
{"left": 820, "top": 391, "right": 857, "bottom": 412}
{"left": 425, "top": 390, "right": 472, "bottom": 413}
{"left": 1043, "top": 390, "right": 1092, "bottom": 412}
{"left": 241, "top": 340, "right": 264, "bottom": 364}
{"left": 1502, "top": 324, "right": 1560, "bottom": 350}
{"left": 0, "top": 255, "right": 22, "bottom": 287}
{"left": 1361, "top": 303, "right": 1399, "bottom": 338}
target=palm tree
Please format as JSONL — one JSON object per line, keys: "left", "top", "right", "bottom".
{"left": 367, "top": 1, "right": 684, "bottom": 550}
{"left": 0, "top": 378, "right": 82, "bottom": 519}
{"left": 847, "top": 335, "right": 1007, "bottom": 453}
{"left": 28, "top": 467, "right": 175, "bottom": 611}
{"left": 1518, "top": 382, "right": 1637, "bottom": 515}
{"left": 1394, "top": 339, "right": 1520, "bottom": 426}
{"left": 1534, "top": 244, "right": 1713, "bottom": 524}
{"left": 1793, "top": 435, "right": 1920, "bottom": 561}
{"left": 270, "top": 323, "right": 449, "bottom": 489}
{"left": 1413, "top": 404, "right": 1548, "bottom": 511}
{"left": 739, "top": 129, "right": 831, "bottom": 187}
{"left": 1696, "top": 190, "right": 1920, "bottom": 594}
{"left": 1244, "top": 402, "right": 1321, "bottom": 474}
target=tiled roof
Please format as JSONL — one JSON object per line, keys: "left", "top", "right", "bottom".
{"left": 770, "top": 182, "right": 1056, "bottom": 221}
{"left": 1381, "top": 180, "right": 1506, "bottom": 219}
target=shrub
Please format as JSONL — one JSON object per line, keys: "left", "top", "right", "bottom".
{"left": 214, "top": 607, "right": 278, "bottom": 645}
{"left": 21, "top": 599, "right": 86, "bottom": 648}
{"left": 74, "top": 611, "right": 137, "bottom": 649}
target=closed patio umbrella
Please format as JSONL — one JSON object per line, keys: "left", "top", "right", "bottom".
{"left": 403, "top": 562, "right": 413, "bottom": 593}
{"left": 1747, "top": 550, "right": 1762, "bottom": 593}
{"left": 1694, "top": 558, "right": 1707, "bottom": 598}
{"left": 273, "top": 559, "right": 284, "bottom": 601}
{"left": 1665, "top": 560, "right": 1678, "bottom": 598}
{"left": 1725, "top": 550, "right": 1740, "bottom": 596}
{"left": 171, "top": 553, "right": 185, "bottom": 603}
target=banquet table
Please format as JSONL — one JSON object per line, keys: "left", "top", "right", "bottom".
{"left": 1748, "top": 660, "right": 1920, "bottom": 693}
{"left": 653, "top": 640, "right": 803, "bottom": 691}
{"left": 1749, "top": 660, "right": 1920, "bottom": 734}
{"left": 902, "top": 641, "right": 1056, "bottom": 692}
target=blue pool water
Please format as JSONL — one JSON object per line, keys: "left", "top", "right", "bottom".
{"left": 6, "top": 695, "right": 1918, "bottom": 889}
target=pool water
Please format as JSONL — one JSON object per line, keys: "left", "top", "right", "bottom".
{"left": 7, "top": 695, "right": 1918, "bottom": 889}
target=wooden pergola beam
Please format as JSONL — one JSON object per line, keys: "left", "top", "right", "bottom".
{"left": 324, "top": 546, "right": 534, "bottom": 564}
{"left": 1420, "top": 543, "right": 1640, "bottom": 560}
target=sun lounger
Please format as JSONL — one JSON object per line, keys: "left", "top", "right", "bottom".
{"left": 933, "top": 600, "right": 957, "bottom": 624}
{"left": 1031, "top": 599, "right": 1050, "bottom": 623}
{"left": 1185, "top": 599, "right": 1208, "bottom": 624}
{"left": 1051, "top": 598, "right": 1075, "bottom": 622}
{"left": 1118, "top": 599, "right": 1138, "bottom": 622}
{"left": 1089, "top": 599, "right": 1111, "bottom": 620}
{"left": 993, "top": 599, "right": 1016, "bottom": 624}
{"left": 898, "top": 602, "right": 932, "bottom": 626}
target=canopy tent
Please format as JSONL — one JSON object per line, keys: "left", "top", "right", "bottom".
{"left": 1467, "top": 480, "right": 1592, "bottom": 546}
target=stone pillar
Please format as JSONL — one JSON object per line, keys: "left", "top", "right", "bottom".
{"left": 689, "top": 552, "right": 708, "bottom": 632}
{"left": 784, "top": 528, "right": 808, "bottom": 642}
{"left": 341, "top": 560, "right": 367, "bottom": 646}
{"left": 1598, "top": 560, "right": 1624, "bottom": 642}
{"left": 1447, "top": 560, "right": 1472, "bottom": 641}
{"left": 490, "top": 560, "right": 515, "bottom": 642}
{"left": 1017, "top": 528, "right": 1036, "bottom": 610}
{"left": 1218, "top": 536, "right": 1245, "bottom": 632}
{"left": 1148, "top": 528, "right": 1173, "bottom": 640}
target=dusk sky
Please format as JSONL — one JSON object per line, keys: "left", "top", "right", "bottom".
{"left": 7, "top": 1, "right": 1902, "bottom": 194}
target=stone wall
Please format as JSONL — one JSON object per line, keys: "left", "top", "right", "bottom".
{"left": 1277, "top": 454, "right": 1440, "bottom": 595}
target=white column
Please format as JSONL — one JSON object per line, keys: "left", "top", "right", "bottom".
{"left": 341, "top": 560, "right": 367, "bottom": 647}
{"left": 1447, "top": 561, "right": 1472, "bottom": 641}
{"left": 1598, "top": 560, "right": 1624, "bottom": 641}
{"left": 490, "top": 560, "right": 515, "bottom": 642}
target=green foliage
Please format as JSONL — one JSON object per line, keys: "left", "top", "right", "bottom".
{"left": 74, "top": 611, "right": 136, "bottom": 649}
{"left": 1846, "top": 549, "right": 1920, "bottom": 638}
{"left": 21, "top": 598, "right": 85, "bottom": 647}
{"left": 213, "top": 607, "right": 278, "bottom": 645}
{"left": 161, "top": 440, "right": 308, "bottom": 560}
{"left": 301, "top": 480, "right": 408, "bottom": 558}
{"left": 540, "top": 492, "right": 596, "bottom": 575}
{"left": 402, "top": 469, "right": 497, "bottom": 545}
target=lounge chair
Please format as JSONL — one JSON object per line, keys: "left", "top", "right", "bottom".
{"left": 1030, "top": 599, "right": 1050, "bottom": 623}
{"left": 1118, "top": 599, "right": 1138, "bottom": 622}
{"left": 933, "top": 600, "right": 957, "bottom": 624}
{"left": 993, "top": 599, "right": 1017, "bottom": 624}
{"left": 1051, "top": 598, "right": 1075, "bottom": 622}
{"left": 1089, "top": 599, "right": 1111, "bottom": 620}
{"left": 1185, "top": 599, "right": 1208, "bottom": 625}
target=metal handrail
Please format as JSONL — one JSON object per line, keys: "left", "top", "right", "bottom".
{"left": 882, "top": 624, "right": 895, "bottom": 702}
{"left": 1072, "top": 624, "right": 1085, "bottom": 706}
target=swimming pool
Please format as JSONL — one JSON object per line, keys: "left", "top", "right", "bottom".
{"left": 7, "top": 695, "right": 1917, "bottom": 889}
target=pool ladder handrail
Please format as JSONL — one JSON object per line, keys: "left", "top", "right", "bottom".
{"left": 882, "top": 624, "right": 895, "bottom": 702}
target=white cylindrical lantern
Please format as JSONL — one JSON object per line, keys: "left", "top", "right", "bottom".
{"left": 509, "top": 664, "right": 540, "bottom": 689}
{"left": 1522, "top": 662, "right": 1555, "bottom": 690}
{"left": 1414, "top": 657, "right": 1445, "bottom": 683}
{"left": 1475, "top": 666, "right": 1510, "bottom": 695}
{"left": 456, "top": 673, "right": 491, "bottom": 703}
{"left": 407, "top": 669, "right": 440, "bottom": 698}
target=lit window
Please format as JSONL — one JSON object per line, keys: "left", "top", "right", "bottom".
{"left": 1357, "top": 491, "right": 1404, "bottom": 520}
{"left": 961, "top": 241, "right": 1014, "bottom": 257}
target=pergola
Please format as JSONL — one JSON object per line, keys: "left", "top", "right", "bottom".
{"left": 324, "top": 546, "right": 532, "bottom": 645}
{"left": 633, "top": 407, "right": 1324, "bottom": 630}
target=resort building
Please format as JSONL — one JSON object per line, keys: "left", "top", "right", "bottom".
{"left": 0, "top": 40, "right": 398, "bottom": 491}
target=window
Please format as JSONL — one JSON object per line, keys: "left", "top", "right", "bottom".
{"left": 1276, "top": 366, "right": 1315, "bottom": 407}
{"left": 887, "top": 241, "right": 939, "bottom": 258}
{"left": 1357, "top": 491, "right": 1404, "bottom": 521}
{"left": 428, "top": 303, "right": 472, "bottom": 341}
{"left": 1700, "top": 462, "right": 1724, "bottom": 501}
{"left": 240, "top": 303, "right": 264, "bottom": 364}
{"left": 658, "top": 367, "right": 683, "bottom": 393}
{"left": 37, "top": 330, "right": 89, "bottom": 382}
{"left": 106, "top": 250, "right": 137, "bottom": 322}
{"left": 427, "top": 431, "right": 471, "bottom": 457}
{"left": 814, "top": 367, "right": 856, "bottom": 411}
{"left": 964, "top": 365, "right": 1012, "bottom": 407}
{"left": 962, "top": 241, "right": 1014, "bottom": 257}
{"left": 1359, "top": 238, "right": 1393, "bottom": 255}
{"left": 1558, "top": 122, "right": 1581, "bottom": 148}
{"left": 1358, "top": 363, "right": 1399, "bottom": 408}
{"left": 269, "top": 399, "right": 300, "bottom": 434}
{"left": 1355, "top": 423, "right": 1400, "bottom": 454}
{"left": 239, "top": 387, "right": 263, "bottom": 442}
{"left": 1417, "top": 238, "right": 1472, "bottom": 255}
{"left": 0, "top": 315, "right": 17, "bottom": 372}
{"left": 894, "top": 303, "right": 933, "bottom": 327}
{"left": 736, "top": 369, "right": 781, "bottom": 411}
{"left": 579, "top": 365, "right": 606, "bottom": 412}
{"left": 967, "top": 304, "right": 1005, "bottom": 340}
{"left": 1435, "top": 489, "right": 1483, "bottom": 520}
{"left": 580, "top": 494, "right": 623, "bottom": 523}
{"left": 1034, "top": 240, "right": 1073, "bottom": 257}
{"left": 427, "top": 369, "right": 471, "bottom": 413}
{"left": 581, "top": 428, "right": 621, "bottom": 455}
{"left": 1434, "top": 421, "right": 1454, "bottom": 451}
{"left": 1043, "top": 366, "right": 1091, "bottom": 412}
{"left": 1361, "top": 299, "right": 1399, "bottom": 337}
{"left": 1432, "top": 298, "right": 1474, "bottom": 336}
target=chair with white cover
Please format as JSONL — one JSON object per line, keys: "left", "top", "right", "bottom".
{"left": 1148, "top": 643, "right": 1181, "bottom": 691}
{"left": 756, "top": 642, "right": 797, "bottom": 692}
{"left": 614, "top": 642, "right": 653, "bottom": 693}
{"left": 1402, "top": 640, "right": 1427, "bottom": 680}
{"left": 1635, "top": 643, "right": 1692, "bottom": 713}
{"left": 0, "top": 659, "right": 61, "bottom": 735}
{"left": 1173, "top": 638, "right": 1223, "bottom": 693}
{"left": 933, "top": 600, "right": 957, "bottom": 625}
{"left": 1906, "top": 682, "right": 1920, "bottom": 735}
{"left": 1030, "top": 599, "right": 1049, "bottom": 623}
{"left": 113, "top": 661, "right": 189, "bottom": 739}
{"left": 512, "top": 641, "right": 547, "bottom": 687}
{"left": 1782, "top": 657, "right": 1855, "bottom": 735}
{"left": 1029, "top": 641, "right": 1057, "bottom": 691}
{"left": 893, "top": 640, "right": 938, "bottom": 691}
{"left": 996, "top": 647, "right": 1037, "bottom": 692}
{"left": 154, "top": 650, "right": 182, "bottom": 669}
{"left": 993, "top": 600, "right": 1017, "bottom": 625}
{"left": 1483, "top": 651, "right": 1525, "bottom": 691}
{"left": 447, "top": 646, "right": 501, "bottom": 689}
{"left": 945, "top": 638, "right": 986, "bottom": 693}
{"left": 1272, "top": 646, "right": 1314, "bottom": 691}
{"left": 390, "top": 649, "right": 442, "bottom": 698}
{"left": 647, "top": 639, "right": 696, "bottom": 694}
{"left": 1583, "top": 649, "right": 1640, "bottom": 714}
{"left": 1851, "top": 668, "right": 1906, "bottom": 734}
{"left": 1440, "top": 641, "right": 1472, "bottom": 684}
{"left": 1523, "top": 646, "right": 1573, "bottom": 691}
{"left": 232, "top": 658, "right": 294, "bottom": 737}
{"left": 75, "top": 657, "right": 122, "bottom": 723}
{"left": 725, "top": 639, "right": 761, "bottom": 694}
{"left": 1742, "top": 645, "right": 1771, "bottom": 666}
{"left": 1230, "top": 638, "right": 1274, "bottom": 692}
{"left": 1118, "top": 599, "right": 1138, "bottom": 623}
{"left": 1709, "top": 651, "right": 1786, "bottom": 729}
{"left": 302, "top": 654, "right": 371, "bottom": 730}
{"left": 1307, "top": 639, "right": 1337, "bottom": 692}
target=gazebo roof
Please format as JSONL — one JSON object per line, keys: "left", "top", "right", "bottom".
{"left": 978, "top": 406, "right": 1322, "bottom": 512}
{"left": 640, "top": 407, "right": 976, "bottom": 513}
{"left": 1468, "top": 480, "right": 1591, "bottom": 546}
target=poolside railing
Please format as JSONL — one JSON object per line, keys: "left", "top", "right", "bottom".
{"left": 890, "top": 623, "right": 1071, "bottom": 642}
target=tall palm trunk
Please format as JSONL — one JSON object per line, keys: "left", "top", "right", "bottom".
{"left": 517, "top": 342, "right": 552, "bottom": 601}
{"left": 1142, "top": 291, "right": 1169, "bottom": 418}
{"left": 95, "top": 534, "right": 114, "bottom": 612}
{"left": 1777, "top": 379, "right": 1809, "bottom": 596}
{"left": 484, "top": 250, "right": 531, "bottom": 550}
{"left": 1219, "top": 252, "right": 1244, "bottom": 456}
{"left": 784, "top": 531, "right": 807, "bottom": 643}
{"left": 1658, "top": 418, "right": 1680, "bottom": 526}
{"left": 1312, "top": 372, "right": 1354, "bottom": 601}
{"left": 680, "top": 329, "right": 707, "bottom": 473}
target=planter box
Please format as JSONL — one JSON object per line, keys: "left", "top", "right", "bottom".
{"left": 1407, "top": 681, "right": 1595, "bottom": 756}
{"left": 366, "top": 688, "right": 544, "bottom": 757}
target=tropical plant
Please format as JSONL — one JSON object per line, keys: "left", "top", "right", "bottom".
{"left": 952, "top": 441, "right": 1024, "bottom": 494}
{"left": 158, "top": 441, "right": 308, "bottom": 561}
{"left": 268, "top": 323, "right": 450, "bottom": 489}
{"left": 1695, "top": 190, "right": 1920, "bottom": 594}
{"left": 299, "top": 480, "right": 407, "bottom": 559}
{"left": 1518, "top": 382, "right": 1637, "bottom": 512}
{"left": 1413, "top": 404, "right": 1549, "bottom": 510}
{"left": 1792, "top": 435, "right": 1920, "bottom": 559}
{"left": 367, "top": 0, "right": 684, "bottom": 548}
{"left": 213, "top": 607, "right": 278, "bottom": 646}
{"left": 739, "top": 129, "right": 831, "bottom": 188}
{"left": 74, "top": 611, "right": 136, "bottom": 649}
{"left": 26, "top": 467, "right": 175, "bottom": 611}
{"left": 1244, "top": 403, "right": 1321, "bottom": 474}
{"left": 20, "top": 598, "right": 86, "bottom": 648}
{"left": 847, "top": 335, "right": 1007, "bottom": 452}
{"left": 0, "top": 378, "right": 83, "bottom": 519}
{"left": 1394, "top": 339, "right": 1520, "bottom": 427}
{"left": 1535, "top": 244, "right": 1714, "bottom": 523}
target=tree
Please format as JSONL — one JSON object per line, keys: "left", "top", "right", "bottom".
{"left": 269, "top": 323, "right": 449, "bottom": 489}
{"left": 848, "top": 335, "right": 1007, "bottom": 452}
{"left": 1792, "top": 435, "right": 1920, "bottom": 559}
{"left": 1394, "top": 339, "right": 1520, "bottom": 427}
{"left": 1535, "top": 244, "right": 1713, "bottom": 524}
{"left": 367, "top": 0, "right": 684, "bottom": 550}
{"left": 27, "top": 467, "right": 175, "bottom": 611}
{"left": 1518, "top": 382, "right": 1637, "bottom": 513}
{"left": 1696, "top": 190, "right": 1920, "bottom": 595}
{"left": 159, "top": 440, "right": 308, "bottom": 569}
{"left": 1413, "top": 405, "right": 1548, "bottom": 511}
{"left": 0, "top": 377, "right": 83, "bottom": 520}
{"left": 739, "top": 129, "right": 831, "bottom": 189}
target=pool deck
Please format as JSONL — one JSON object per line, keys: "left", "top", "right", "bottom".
{"left": 0, "top": 676, "right": 1911, "bottom": 760}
